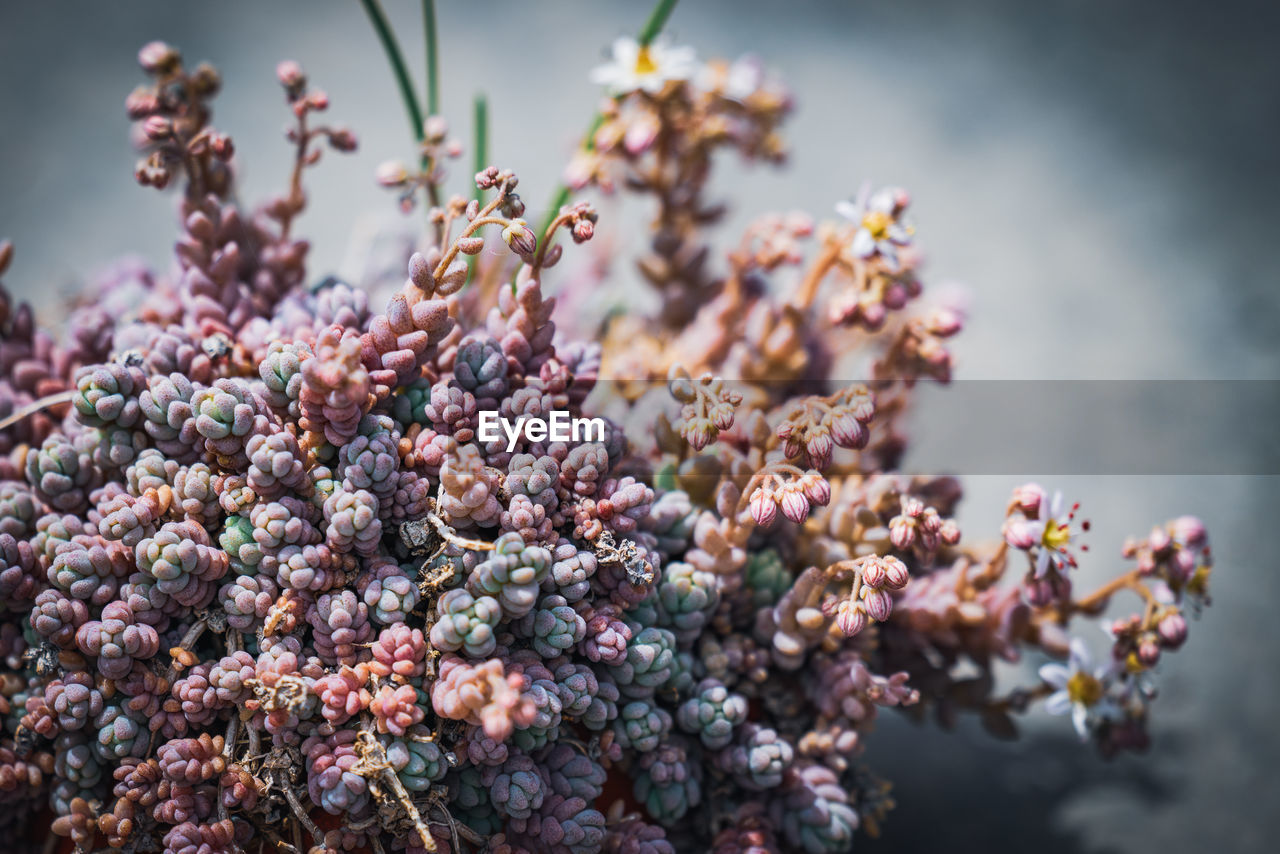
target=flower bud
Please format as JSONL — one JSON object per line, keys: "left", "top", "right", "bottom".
{"left": 572, "top": 218, "right": 596, "bottom": 244}
{"left": 143, "top": 116, "right": 173, "bottom": 141}
{"left": 863, "top": 589, "right": 893, "bottom": 622}
{"left": 501, "top": 193, "right": 526, "bottom": 219}
{"left": 939, "top": 519, "right": 961, "bottom": 546}
{"left": 1138, "top": 639, "right": 1161, "bottom": 667}
{"left": 1147, "top": 525, "right": 1171, "bottom": 553}
{"left": 328, "top": 128, "right": 358, "bottom": 152}
{"left": 125, "top": 89, "right": 160, "bottom": 119}
{"left": 827, "top": 412, "right": 868, "bottom": 449}
{"left": 424, "top": 115, "right": 449, "bottom": 143}
{"left": 748, "top": 489, "right": 776, "bottom": 527}
{"left": 834, "top": 600, "right": 867, "bottom": 637}
{"left": 1157, "top": 612, "right": 1188, "bottom": 648}
{"left": 138, "top": 41, "right": 180, "bottom": 74}
{"left": 276, "top": 60, "right": 305, "bottom": 94}
{"left": 882, "top": 556, "right": 910, "bottom": 589}
{"left": 502, "top": 220, "right": 537, "bottom": 258}
{"left": 541, "top": 244, "right": 564, "bottom": 268}
{"left": 1011, "top": 483, "right": 1045, "bottom": 516}
{"left": 804, "top": 433, "right": 834, "bottom": 470}
{"left": 861, "top": 558, "right": 886, "bottom": 588}
{"left": 1002, "top": 518, "right": 1038, "bottom": 550}
{"left": 799, "top": 475, "right": 829, "bottom": 508}
{"left": 889, "top": 516, "right": 916, "bottom": 550}
{"left": 1171, "top": 516, "right": 1206, "bottom": 549}
{"left": 210, "top": 134, "right": 234, "bottom": 161}
{"left": 779, "top": 488, "right": 810, "bottom": 524}
{"left": 376, "top": 161, "right": 409, "bottom": 188}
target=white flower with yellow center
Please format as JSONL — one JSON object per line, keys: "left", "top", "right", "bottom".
{"left": 1040, "top": 638, "right": 1118, "bottom": 739}
{"left": 1034, "top": 490, "right": 1085, "bottom": 577}
{"left": 836, "top": 185, "right": 914, "bottom": 270}
{"left": 590, "top": 36, "right": 698, "bottom": 96}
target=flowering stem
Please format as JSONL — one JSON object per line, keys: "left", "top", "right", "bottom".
{"left": 471, "top": 94, "right": 488, "bottom": 204}
{"left": 537, "top": 0, "right": 678, "bottom": 237}
{"left": 638, "top": 0, "right": 680, "bottom": 46}
{"left": 359, "top": 0, "right": 426, "bottom": 169}
{"left": 422, "top": 0, "right": 440, "bottom": 117}
{"left": 1072, "top": 569, "right": 1148, "bottom": 614}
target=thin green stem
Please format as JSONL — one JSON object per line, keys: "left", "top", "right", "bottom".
{"left": 423, "top": 0, "right": 441, "bottom": 117}
{"left": 467, "top": 93, "right": 489, "bottom": 285}
{"left": 638, "top": 0, "right": 680, "bottom": 46}
{"left": 359, "top": 0, "right": 426, "bottom": 167}
{"left": 472, "top": 94, "right": 489, "bottom": 202}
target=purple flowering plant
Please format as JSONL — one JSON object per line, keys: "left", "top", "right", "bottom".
{"left": 0, "top": 1, "right": 1215, "bottom": 852}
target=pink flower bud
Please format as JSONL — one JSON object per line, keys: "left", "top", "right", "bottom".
{"left": 800, "top": 475, "right": 830, "bottom": 508}
{"left": 928, "top": 307, "right": 964, "bottom": 337}
{"left": 1147, "top": 525, "right": 1171, "bottom": 553}
{"left": 1003, "top": 519, "right": 1038, "bottom": 550}
{"left": 424, "top": 115, "right": 449, "bottom": 143}
{"left": 138, "top": 41, "right": 179, "bottom": 74}
{"left": 804, "top": 433, "right": 834, "bottom": 469}
{"left": 572, "top": 219, "right": 595, "bottom": 244}
{"left": 1012, "top": 483, "right": 1046, "bottom": 516}
{"left": 748, "top": 488, "right": 776, "bottom": 527}
{"left": 939, "top": 519, "right": 961, "bottom": 546}
{"left": 919, "top": 508, "right": 943, "bottom": 534}
{"left": 1138, "top": 639, "right": 1161, "bottom": 667}
{"left": 143, "top": 116, "right": 173, "bottom": 140}
{"left": 835, "top": 601, "right": 867, "bottom": 637}
{"left": 861, "top": 558, "right": 887, "bottom": 588}
{"left": 1171, "top": 516, "right": 1206, "bottom": 549}
{"left": 863, "top": 589, "right": 893, "bottom": 622}
{"left": 779, "top": 488, "right": 810, "bottom": 524}
{"left": 623, "top": 113, "right": 660, "bottom": 155}
{"left": 882, "top": 556, "right": 910, "bottom": 589}
{"left": 376, "top": 161, "right": 409, "bottom": 188}
{"left": 210, "top": 134, "right": 234, "bottom": 161}
{"left": 276, "top": 60, "right": 305, "bottom": 90}
{"left": 1158, "top": 612, "right": 1188, "bottom": 648}
{"left": 502, "top": 220, "right": 537, "bottom": 258}
{"left": 888, "top": 516, "right": 916, "bottom": 550}
{"left": 828, "top": 412, "right": 868, "bottom": 449}
{"left": 328, "top": 128, "right": 358, "bottom": 152}
{"left": 1170, "top": 547, "right": 1196, "bottom": 581}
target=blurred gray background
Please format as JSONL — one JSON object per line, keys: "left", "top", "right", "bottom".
{"left": 2, "top": 1, "right": 1278, "bottom": 851}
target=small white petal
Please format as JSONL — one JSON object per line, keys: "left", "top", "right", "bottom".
{"left": 1044, "top": 691, "right": 1072, "bottom": 716}
{"left": 834, "top": 200, "right": 861, "bottom": 221}
{"left": 1072, "top": 705, "right": 1090, "bottom": 739}
{"left": 1069, "top": 637, "right": 1091, "bottom": 670}
{"left": 851, "top": 230, "right": 875, "bottom": 257}
{"left": 1039, "top": 664, "right": 1070, "bottom": 688}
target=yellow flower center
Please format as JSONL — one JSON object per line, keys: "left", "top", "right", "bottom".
{"left": 1042, "top": 519, "right": 1071, "bottom": 551}
{"left": 1066, "top": 671, "right": 1103, "bottom": 706}
{"left": 861, "top": 210, "right": 891, "bottom": 241}
{"left": 634, "top": 46, "right": 658, "bottom": 76}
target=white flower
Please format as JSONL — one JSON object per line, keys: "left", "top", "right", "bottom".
{"left": 835, "top": 185, "right": 914, "bottom": 269}
{"left": 1032, "top": 490, "right": 1083, "bottom": 577}
{"left": 1040, "top": 638, "right": 1118, "bottom": 740}
{"left": 590, "top": 36, "right": 698, "bottom": 96}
